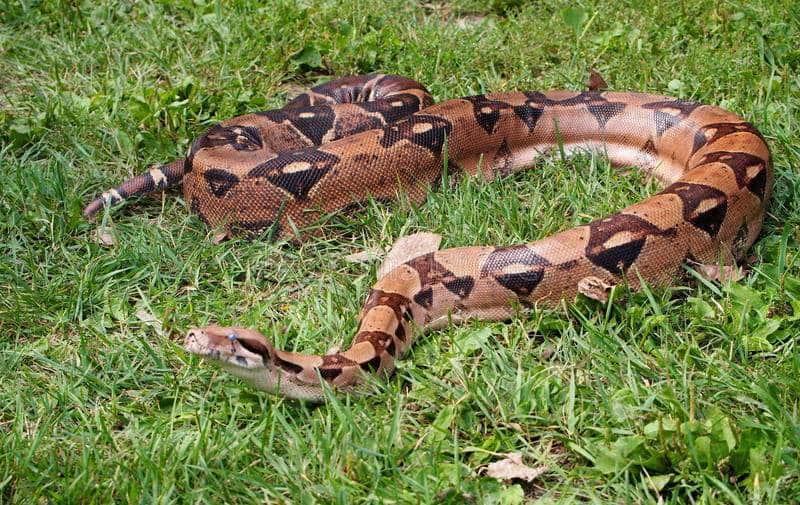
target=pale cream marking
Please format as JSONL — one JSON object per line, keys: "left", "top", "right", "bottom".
{"left": 746, "top": 164, "right": 762, "bottom": 179}
{"left": 411, "top": 123, "right": 433, "bottom": 134}
{"left": 149, "top": 167, "right": 167, "bottom": 187}
{"left": 501, "top": 263, "right": 536, "bottom": 275}
{"left": 341, "top": 341, "right": 376, "bottom": 362}
{"left": 104, "top": 189, "right": 123, "bottom": 202}
{"left": 358, "top": 305, "right": 398, "bottom": 332}
{"left": 695, "top": 197, "right": 723, "bottom": 213}
{"left": 298, "top": 112, "right": 315, "bottom": 118}
{"left": 603, "top": 231, "right": 638, "bottom": 249}
{"left": 283, "top": 161, "right": 312, "bottom": 173}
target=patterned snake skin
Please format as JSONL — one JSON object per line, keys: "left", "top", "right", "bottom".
{"left": 84, "top": 74, "right": 772, "bottom": 401}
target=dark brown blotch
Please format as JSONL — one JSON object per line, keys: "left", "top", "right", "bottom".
{"left": 236, "top": 337, "right": 273, "bottom": 363}
{"left": 464, "top": 95, "right": 512, "bottom": 134}
{"left": 661, "top": 182, "right": 728, "bottom": 237}
{"left": 363, "top": 289, "right": 412, "bottom": 323}
{"left": 194, "top": 124, "right": 263, "bottom": 152}
{"left": 413, "top": 287, "right": 433, "bottom": 308}
{"left": 442, "top": 277, "right": 475, "bottom": 298}
{"left": 406, "top": 253, "right": 475, "bottom": 299}
{"left": 641, "top": 99, "right": 702, "bottom": 137}
{"left": 512, "top": 103, "right": 544, "bottom": 132}
{"left": 585, "top": 214, "right": 673, "bottom": 275}
{"left": 360, "top": 355, "right": 382, "bottom": 372}
{"left": 480, "top": 245, "right": 549, "bottom": 297}
{"left": 495, "top": 271, "right": 544, "bottom": 297}
{"left": 379, "top": 114, "right": 452, "bottom": 155}
{"left": 259, "top": 105, "right": 336, "bottom": 146}
{"left": 699, "top": 151, "right": 768, "bottom": 200}
{"left": 203, "top": 169, "right": 240, "bottom": 198}
{"left": 482, "top": 245, "right": 550, "bottom": 273}
{"left": 248, "top": 148, "right": 340, "bottom": 200}
{"left": 493, "top": 139, "right": 514, "bottom": 176}
{"left": 355, "top": 331, "right": 396, "bottom": 356}
{"left": 319, "top": 368, "right": 342, "bottom": 380}
{"left": 274, "top": 355, "right": 304, "bottom": 374}
{"left": 586, "top": 102, "right": 626, "bottom": 128}
{"left": 321, "top": 354, "right": 358, "bottom": 368}
{"left": 522, "top": 90, "right": 605, "bottom": 107}
{"left": 353, "top": 93, "right": 423, "bottom": 124}
{"left": 318, "top": 353, "right": 359, "bottom": 380}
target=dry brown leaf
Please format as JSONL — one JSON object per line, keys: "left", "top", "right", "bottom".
{"left": 485, "top": 453, "right": 547, "bottom": 482}
{"left": 344, "top": 248, "right": 383, "bottom": 264}
{"left": 578, "top": 276, "right": 614, "bottom": 302}
{"left": 280, "top": 81, "right": 314, "bottom": 100}
{"left": 135, "top": 308, "right": 164, "bottom": 336}
{"left": 454, "top": 14, "right": 488, "bottom": 29}
{"left": 378, "top": 232, "right": 442, "bottom": 279}
{"left": 96, "top": 226, "right": 116, "bottom": 247}
{"left": 694, "top": 263, "right": 744, "bottom": 283}
{"left": 212, "top": 231, "right": 229, "bottom": 244}
{"left": 587, "top": 69, "right": 608, "bottom": 91}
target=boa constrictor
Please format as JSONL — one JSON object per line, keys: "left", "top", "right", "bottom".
{"left": 84, "top": 74, "right": 772, "bottom": 402}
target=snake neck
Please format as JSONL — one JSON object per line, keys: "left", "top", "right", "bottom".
{"left": 263, "top": 266, "right": 422, "bottom": 400}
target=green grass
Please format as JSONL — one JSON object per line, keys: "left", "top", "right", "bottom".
{"left": 1, "top": 0, "right": 799, "bottom": 502}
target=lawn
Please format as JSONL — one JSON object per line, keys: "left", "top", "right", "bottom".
{"left": 1, "top": 0, "right": 799, "bottom": 502}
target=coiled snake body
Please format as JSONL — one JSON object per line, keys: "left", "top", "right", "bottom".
{"left": 85, "top": 74, "right": 772, "bottom": 401}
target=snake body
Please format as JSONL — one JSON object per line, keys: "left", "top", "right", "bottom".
{"left": 85, "top": 74, "right": 772, "bottom": 401}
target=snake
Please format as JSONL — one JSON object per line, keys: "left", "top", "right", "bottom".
{"left": 84, "top": 73, "right": 772, "bottom": 401}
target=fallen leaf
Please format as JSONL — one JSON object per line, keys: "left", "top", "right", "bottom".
{"left": 693, "top": 263, "right": 744, "bottom": 283}
{"left": 280, "top": 81, "right": 311, "bottom": 99}
{"left": 378, "top": 232, "right": 442, "bottom": 279}
{"left": 96, "top": 226, "right": 116, "bottom": 247}
{"left": 178, "top": 285, "right": 197, "bottom": 295}
{"left": 587, "top": 69, "right": 608, "bottom": 91}
{"left": 135, "top": 308, "right": 164, "bottom": 336}
{"left": 485, "top": 453, "right": 547, "bottom": 482}
{"left": 578, "top": 276, "right": 614, "bottom": 302}
{"left": 453, "top": 14, "right": 488, "bottom": 29}
{"left": 344, "top": 248, "right": 382, "bottom": 264}
{"left": 212, "top": 231, "right": 229, "bottom": 244}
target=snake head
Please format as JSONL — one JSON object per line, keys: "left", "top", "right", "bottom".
{"left": 184, "top": 325, "right": 285, "bottom": 389}
{"left": 184, "top": 325, "right": 351, "bottom": 402}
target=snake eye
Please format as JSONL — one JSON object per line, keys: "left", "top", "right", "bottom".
{"left": 227, "top": 333, "right": 238, "bottom": 341}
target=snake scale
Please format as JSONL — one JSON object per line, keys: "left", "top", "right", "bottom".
{"left": 84, "top": 74, "right": 772, "bottom": 401}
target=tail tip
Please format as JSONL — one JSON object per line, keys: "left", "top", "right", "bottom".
{"left": 82, "top": 198, "right": 104, "bottom": 220}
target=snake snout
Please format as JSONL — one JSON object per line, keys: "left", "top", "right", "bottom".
{"left": 184, "top": 328, "right": 209, "bottom": 354}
